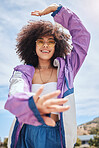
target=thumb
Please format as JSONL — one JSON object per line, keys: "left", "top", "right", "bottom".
{"left": 42, "top": 116, "right": 56, "bottom": 127}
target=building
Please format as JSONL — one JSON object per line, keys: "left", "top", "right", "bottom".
{"left": 78, "top": 135, "right": 95, "bottom": 145}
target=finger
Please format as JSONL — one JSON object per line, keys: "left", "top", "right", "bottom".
{"left": 31, "top": 10, "right": 42, "bottom": 16}
{"left": 31, "top": 11, "right": 40, "bottom": 16}
{"left": 42, "top": 116, "right": 56, "bottom": 127}
{"left": 33, "top": 85, "right": 44, "bottom": 102}
{"left": 40, "top": 90, "right": 61, "bottom": 104}
{"left": 31, "top": 12, "right": 39, "bottom": 16}
{"left": 47, "top": 105, "right": 70, "bottom": 113}
{"left": 31, "top": 11, "right": 40, "bottom": 14}
{"left": 31, "top": 10, "right": 40, "bottom": 12}
{"left": 43, "top": 98, "right": 68, "bottom": 107}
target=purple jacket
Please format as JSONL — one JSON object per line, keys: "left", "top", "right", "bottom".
{"left": 5, "top": 5, "right": 90, "bottom": 148}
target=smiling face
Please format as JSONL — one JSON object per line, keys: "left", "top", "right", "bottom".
{"left": 36, "top": 36, "right": 56, "bottom": 62}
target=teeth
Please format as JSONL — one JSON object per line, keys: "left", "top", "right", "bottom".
{"left": 41, "top": 50, "right": 49, "bottom": 53}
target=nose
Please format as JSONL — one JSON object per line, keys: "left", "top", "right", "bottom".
{"left": 43, "top": 42, "right": 48, "bottom": 48}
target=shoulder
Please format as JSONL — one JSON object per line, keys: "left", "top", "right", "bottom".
{"left": 13, "top": 64, "right": 35, "bottom": 79}
{"left": 14, "top": 64, "right": 34, "bottom": 71}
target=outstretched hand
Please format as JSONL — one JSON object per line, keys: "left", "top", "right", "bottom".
{"left": 33, "top": 85, "right": 70, "bottom": 127}
{"left": 31, "top": 3, "right": 58, "bottom": 16}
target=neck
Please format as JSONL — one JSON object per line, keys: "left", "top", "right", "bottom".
{"left": 38, "top": 59, "right": 52, "bottom": 69}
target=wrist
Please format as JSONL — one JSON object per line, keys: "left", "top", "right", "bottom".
{"left": 51, "top": 4, "right": 62, "bottom": 17}
{"left": 52, "top": 5, "right": 59, "bottom": 12}
{"left": 49, "top": 4, "right": 59, "bottom": 12}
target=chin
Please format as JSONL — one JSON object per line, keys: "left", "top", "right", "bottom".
{"left": 40, "top": 57, "right": 51, "bottom": 61}
{"left": 39, "top": 54, "right": 53, "bottom": 61}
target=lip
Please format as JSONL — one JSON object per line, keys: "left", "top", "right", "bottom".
{"left": 40, "top": 50, "right": 51, "bottom": 53}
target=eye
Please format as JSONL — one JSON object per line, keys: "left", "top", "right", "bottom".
{"left": 49, "top": 40, "right": 55, "bottom": 44}
{"left": 38, "top": 40, "right": 43, "bottom": 43}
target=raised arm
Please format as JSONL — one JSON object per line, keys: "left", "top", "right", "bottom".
{"left": 52, "top": 5, "right": 90, "bottom": 79}
{"left": 31, "top": 4, "right": 90, "bottom": 79}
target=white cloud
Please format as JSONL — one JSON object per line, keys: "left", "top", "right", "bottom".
{"left": 0, "top": 100, "right": 6, "bottom": 110}
{"left": 82, "top": 0, "right": 99, "bottom": 23}
{"left": 76, "top": 98, "right": 99, "bottom": 116}
{"left": 4, "top": 0, "right": 47, "bottom": 7}
{"left": 68, "top": 0, "right": 99, "bottom": 23}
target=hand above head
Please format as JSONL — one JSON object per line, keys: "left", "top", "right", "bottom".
{"left": 33, "top": 85, "right": 70, "bottom": 126}
{"left": 31, "top": 3, "right": 58, "bottom": 16}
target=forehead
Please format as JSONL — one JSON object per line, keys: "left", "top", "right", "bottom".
{"left": 38, "top": 36, "right": 54, "bottom": 40}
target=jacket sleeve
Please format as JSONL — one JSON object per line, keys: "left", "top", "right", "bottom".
{"left": 4, "top": 70, "right": 44, "bottom": 126}
{"left": 51, "top": 5, "right": 91, "bottom": 79}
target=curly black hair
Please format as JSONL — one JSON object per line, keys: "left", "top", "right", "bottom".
{"left": 16, "top": 20, "right": 71, "bottom": 67}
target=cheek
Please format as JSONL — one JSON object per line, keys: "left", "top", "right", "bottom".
{"left": 51, "top": 48, "right": 55, "bottom": 56}
{"left": 36, "top": 46, "right": 40, "bottom": 54}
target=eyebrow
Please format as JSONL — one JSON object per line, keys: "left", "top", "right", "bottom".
{"left": 48, "top": 38, "right": 54, "bottom": 40}
{"left": 38, "top": 38, "right": 54, "bottom": 40}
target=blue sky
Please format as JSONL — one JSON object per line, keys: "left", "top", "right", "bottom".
{"left": 0, "top": 0, "right": 99, "bottom": 141}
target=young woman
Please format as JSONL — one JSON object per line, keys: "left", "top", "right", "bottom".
{"left": 5, "top": 3, "right": 90, "bottom": 148}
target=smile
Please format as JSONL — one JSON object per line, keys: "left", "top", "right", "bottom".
{"left": 41, "top": 50, "right": 50, "bottom": 53}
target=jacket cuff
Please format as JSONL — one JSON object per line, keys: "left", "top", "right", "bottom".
{"left": 51, "top": 4, "right": 62, "bottom": 17}
{"left": 28, "top": 96, "right": 45, "bottom": 124}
